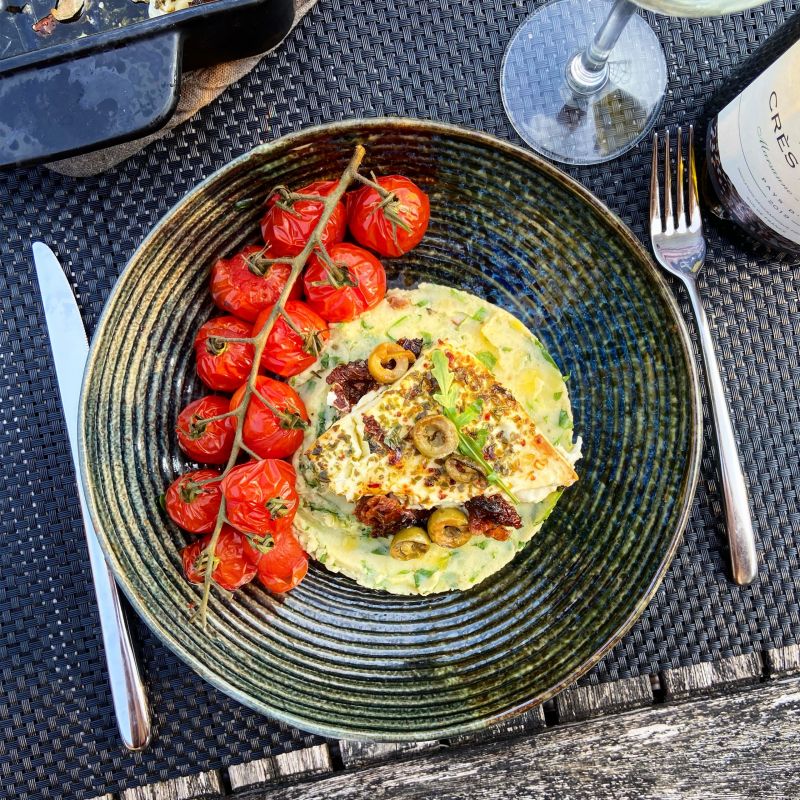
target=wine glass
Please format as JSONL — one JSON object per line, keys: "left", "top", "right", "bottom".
{"left": 501, "top": 0, "right": 769, "bottom": 165}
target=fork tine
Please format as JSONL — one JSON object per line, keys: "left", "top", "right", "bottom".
{"left": 663, "top": 129, "right": 673, "bottom": 233}
{"left": 650, "top": 131, "right": 661, "bottom": 232}
{"left": 676, "top": 126, "right": 685, "bottom": 230}
{"left": 688, "top": 124, "right": 700, "bottom": 226}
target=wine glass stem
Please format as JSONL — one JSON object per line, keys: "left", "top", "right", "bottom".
{"left": 567, "top": 0, "right": 639, "bottom": 94}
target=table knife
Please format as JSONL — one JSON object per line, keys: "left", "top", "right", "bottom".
{"left": 32, "top": 242, "right": 151, "bottom": 751}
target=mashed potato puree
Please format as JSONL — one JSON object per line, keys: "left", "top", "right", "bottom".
{"left": 290, "top": 283, "right": 580, "bottom": 595}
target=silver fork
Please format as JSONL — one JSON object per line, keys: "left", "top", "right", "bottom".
{"left": 650, "top": 126, "right": 757, "bottom": 586}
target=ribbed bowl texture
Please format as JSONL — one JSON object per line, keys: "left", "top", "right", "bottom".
{"left": 80, "top": 119, "right": 701, "bottom": 740}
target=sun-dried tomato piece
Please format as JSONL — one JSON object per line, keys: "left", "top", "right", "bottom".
{"left": 465, "top": 494, "right": 522, "bottom": 536}
{"left": 354, "top": 494, "right": 430, "bottom": 537}
{"left": 326, "top": 359, "right": 378, "bottom": 412}
{"left": 396, "top": 337, "right": 424, "bottom": 358}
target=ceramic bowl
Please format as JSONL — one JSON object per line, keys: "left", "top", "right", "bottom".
{"left": 80, "top": 118, "right": 701, "bottom": 739}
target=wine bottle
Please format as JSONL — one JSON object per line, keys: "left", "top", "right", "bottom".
{"left": 704, "top": 11, "right": 800, "bottom": 254}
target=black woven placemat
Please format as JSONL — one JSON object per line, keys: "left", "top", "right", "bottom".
{"left": 1, "top": 1, "right": 799, "bottom": 798}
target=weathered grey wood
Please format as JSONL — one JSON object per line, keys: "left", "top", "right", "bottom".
{"left": 555, "top": 675, "right": 653, "bottom": 722}
{"left": 339, "top": 740, "right": 441, "bottom": 768}
{"left": 273, "top": 744, "right": 332, "bottom": 779}
{"left": 765, "top": 645, "right": 800, "bottom": 679}
{"left": 87, "top": 795, "right": 114, "bottom": 800}
{"left": 228, "top": 757, "right": 277, "bottom": 791}
{"left": 450, "top": 707, "right": 546, "bottom": 747}
{"left": 228, "top": 745, "right": 331, "bottom": 793}
{"left": 120, "top": 770, "right": 223, "bottom": 800}
{"left": 245, "top": 675, "right": 800, "bottom": 800}
{"left": 662, "top": 652, "right": 763, "bottom": 700}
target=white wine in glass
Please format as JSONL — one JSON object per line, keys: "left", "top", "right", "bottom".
{"left": 501, "top": 0, "right": 770, "bottom": 165}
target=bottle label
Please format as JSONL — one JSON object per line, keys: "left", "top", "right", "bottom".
{"left": 717, "top": 41, "right": 800, "bottom": 245}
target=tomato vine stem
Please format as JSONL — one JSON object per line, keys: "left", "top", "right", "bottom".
{"left": 192, "top": 144, "right": 367, "bottom": 631}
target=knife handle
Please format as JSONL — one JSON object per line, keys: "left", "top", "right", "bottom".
{"left": 78, "top": 488, "right": 152, "bottom": 750}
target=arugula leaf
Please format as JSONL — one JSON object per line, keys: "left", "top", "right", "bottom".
{"left": 454, "top": 398, "right": 483, "bottom": 428}
{"left": 476, "top": 351, "right": 497, "bottom": 370}
{"left": 420, "top": 331, "right": 433, "bottom": 348}
{"left": 429, "top": 349, "right": 518, "bottom": 504}
{"left": 431, "top": 349, "right": 459, "bottom": 410}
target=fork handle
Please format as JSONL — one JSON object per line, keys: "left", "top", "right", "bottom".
{"left": 684, "top": 277, "right": 758, "bottom": 585}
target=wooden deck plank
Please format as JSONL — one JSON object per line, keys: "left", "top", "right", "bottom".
{"left": 449, "top": 707, "right": 546, "bottom": 747}
{"left": 556, "top": 676, "right": 653, "bottom": 722}
{"left": 765, "top": 645, "right": 800, "bottom": 679}
{"left": 244, "top": 675, "right": 800, "bottom": 800}
{"left": 662, "top": 652, "right": 763, "bottom": 700}
{"left": 228, "top": 757, "right": 277, "bottom": 791}
{"left": 119, "top": 771, "right": 223, "bottom": 800}
{"left": 339, "top": 740, "right": 440, "bottom": 769}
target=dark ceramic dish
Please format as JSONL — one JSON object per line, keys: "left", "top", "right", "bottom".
{"left": 80, "top": 119, "right": 702, "bottom": 740}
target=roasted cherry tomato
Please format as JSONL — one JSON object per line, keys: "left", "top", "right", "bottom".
{"left": 221, "top": 459, "right": 299, "bottom": 536}
{"left": 260, "top": 181, "right": 347, "bottom": 258}
{"left": 253, "top": 300, "right": 329, "bottom": 377}
{"left": 194, "top": 316, "right": 256, "bottom": 393}
{"left": 229, "top": 375, "right": 308, "bottom": 459}
{"left": 303, "top": 243, "right": 386, "bottom": 322}
{"left": 347, "top": 175, "right": 430, "bottom": 257}
{"left": 165, "top": 469, "right": 222, "bottom": 534}
{"left": 176, "top": 396, "right": 236, "bottom": 465}
{"left": 210, "top": 244, "right": 302, "bottom": 322}
{"left": 181, "top": 525, "right": 257, "bottom": 591}
{"left": 256, "top": 529, "right": 308, "bottom": 593}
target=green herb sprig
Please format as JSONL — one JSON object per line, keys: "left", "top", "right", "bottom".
{"left": 430, "top": 350, "right": 519, "bottom": 503}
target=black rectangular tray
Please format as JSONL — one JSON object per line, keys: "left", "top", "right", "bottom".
{"left": 0, "top": 0, "right": 294, "bottom": 167}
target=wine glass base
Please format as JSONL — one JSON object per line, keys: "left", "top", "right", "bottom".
{"left": 501, "top": 0, "right": 667, "bottom": 165}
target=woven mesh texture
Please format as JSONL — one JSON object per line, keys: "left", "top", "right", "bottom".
{"left": 1, "top": 0, "right": 799, "bottom": 798}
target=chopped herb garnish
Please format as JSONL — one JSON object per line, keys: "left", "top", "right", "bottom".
{"left": 430, "top": 349, "right": 518, "bottom": 503}
{"left": 415, "top": 299, "right": 430, "bottom": 307}
{"left": 533, "top": 337, "right": 559, "bottom": 369}
{"left": 562, "top": 372, "right": 570, "bottom": 381}
{"left": 476, "top": 351, "right": 497, "bottom": 370}
{"left": 553, "top": 391, "right": 563, "bottom": 400}
{"left": 385, "top": 315, "right": 410, "bottom": 341}
{"left": 318, "top": 551, "right": 328, "bottom": 564}
{"left": 473, "top": 539, "right": 489, "bottom": 550}
{"left": 414, "top": 568, "right": 435, "bottom": 588}
{"left": 420, "top": 331, "right": 433, "bottom": 347}
{"left": 319, "top": 352, "right": 341, "bottom": 370}
{"left": 158, "top": 493, "right": 166, "bottom": 512}
{"left": 472, "top": 307, "right": 488, "bottom": 322}
{"left": 558, "top": 409, "right": 573, "bottom": 429}
{"left": 360, "top": 318, "right": 373, "bottom": 330}
{"left": 371, "top": 544, "right": 390, "bottom": 556}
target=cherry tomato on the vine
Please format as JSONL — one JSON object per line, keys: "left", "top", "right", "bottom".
{"left": 229, "top": 375, "right": 308, "bottom": 459}
{"left": 347, "top": 175, "right": 430, "bottom": 257}
{"left": 194, "top": 316, "right": 256, "bottom": 393}
{"left": 210, "top": 244, "right": 302, "bottom": 322}
{"left": 176, "top": 396, "right": 235, "bottom": 465}
{"left": 221, "top": 459, "right": 299, "bottom": 536}
{"left": 260, "top": 181, "right": 347, "bottom": 258}
{"left": 303, "top": 243, "right": 386, "bottom": 323}
{"left": 165, "top": 468, "right": 223, "bottom": 534}
{"left": 253, "top": 300, "right": 329, "bottom": 378}
{"left": 256, "top": 529, "right": 308, "bottom": 593}
{"left": 181, "top": 525, "right": 257, "bottom": 591}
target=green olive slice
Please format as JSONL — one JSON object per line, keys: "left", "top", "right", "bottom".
{"left": 427, "top": 507, "right": 471, "bottom": 548}
{"left": 389, "top": 526, "right": 431, "bottom": 560}
{"left": 367, "top": 342, "right": 416, "bottom": 384}
{"left": 411, "top": 414, "right": 458, "bottom": 458}
{"left": 444, "top": 455, "right": 484, "bottom": 483}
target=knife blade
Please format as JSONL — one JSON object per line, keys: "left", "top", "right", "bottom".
{"left": 32, "top": 242, "right": 151, "bottom": 751}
